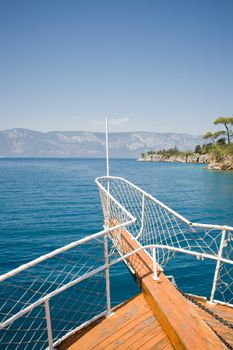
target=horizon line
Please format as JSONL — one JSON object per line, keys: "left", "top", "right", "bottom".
{"left": 0, "top": 127, "right": 202, "bottom": 136}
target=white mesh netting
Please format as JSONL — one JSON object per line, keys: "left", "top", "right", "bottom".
{"left": 216, "top": 231, "right": 233, "bottom": 304}
{"left": 0, "top": 235, "right": 111, "bottom": 349}
{"left": 0, "top": 184, "right": 135, "bottom": 350}
{"left": 97, "top": 176, "right": 233, "bottom": 304}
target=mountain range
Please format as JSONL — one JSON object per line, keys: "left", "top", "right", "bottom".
{"left": 0, "top": 129, "right": 203, "bottom": 158}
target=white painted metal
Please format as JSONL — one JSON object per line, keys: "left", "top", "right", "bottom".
{"left": 104, "top": 230, "right": 111, "bottom": 315}
{"left": 2, "top": 240, "right": 232, "bottom": 330}
{"left": 96, "top": 176, "right": 233, "bottom": 232}
{"left": 44, "top": 300, "right": 54, "bottom": 350}
{"left": 0, "top": 220, "right": 134, "bottom": 283}
{"left": 95, "top": 178, "right": 135, "bottom": 223}
{"left": 210, "top": 229, "right": 227, "bottom": 303}
{"left": 105, "top": 117, "right": 110, "bottom": 178}
{"left": 0, "top": 264, "right": 107, "bottom": 329}
{"left": 105, "top": 117, "right": 111, "bottom": 227}
{"left": 0, "top": 231, "right": 105, "bottom": 283}
{"left": 131, "top": 242, "right": 232, "bottom": 264}
{"left": 96, "top": 176, "right": 192, "bottom": 226}
{"left": 212, "top": 299, "right": 233, "bottom": 308}
{"left": 109, "top": 244, "right": 233, "bottom": 269}
{"left": 1, "top": 237, "right": 233, "bottom": 345}
{"left": 135, "top": 194, "right": 145, "bottom": 240}
{"left": 191, "top": 222, "right": 233, "bottom": 231}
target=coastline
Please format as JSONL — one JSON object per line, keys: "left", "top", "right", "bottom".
{"left": 138, "top": 153, "right": 233, "bottom": 171}
{"left": 138, "top": 153, "right": 208, "bottom": 164}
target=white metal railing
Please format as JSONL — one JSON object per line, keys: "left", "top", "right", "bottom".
{"left": 0, "top": 225, "right": 138, "bottom": 349}
{"left": 1, "top": 175, "right": 233, "bottom": 349}
{"left": 0, "top": 188, "right": 135, "bottom": 350}
{"left": 96, "top": 176, "right": 233, "bottom": 305}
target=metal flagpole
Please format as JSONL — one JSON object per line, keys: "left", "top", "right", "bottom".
{"left": 104, "top": 117, "right": 111, "bottom": 315}
{"left": 105, "top": 117, "right": 110, "bottom": 178}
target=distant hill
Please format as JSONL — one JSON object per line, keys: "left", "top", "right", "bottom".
{"left": 0, "top": 129, "right": 203, "bottom": 158}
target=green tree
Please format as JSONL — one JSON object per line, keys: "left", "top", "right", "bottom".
{"left": 214, "top": 116, "right": 233, "bottom": 144}
{"left": 216, "top": 138, "right": 226, "bottom": 145}
{"left": 194, "top": 145, "right": 201, "bottom": 153}
{"left": 202, "top": 143, "right": 213, "bottom": 154}
{"left": 203, "top": 131, "right": 223, "bottom": 143}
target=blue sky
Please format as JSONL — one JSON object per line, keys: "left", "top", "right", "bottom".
{"left": 0, "top": 0, "right": 232, "bottom": 134}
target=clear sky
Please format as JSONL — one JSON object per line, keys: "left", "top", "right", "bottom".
{"left": 0, "top": 0, "right": 233, "bottom": 134}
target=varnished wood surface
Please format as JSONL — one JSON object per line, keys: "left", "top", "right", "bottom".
{"left": 190, "top": 297, "right": 233, "bottom": 348}
{"left": 109, "top": 224, "right": 228, "bottom": 350}
{"left": 59, "top": 293, "right": 174, "bottom": 350}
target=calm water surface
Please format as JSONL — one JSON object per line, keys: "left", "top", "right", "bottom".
{"left": 0, "top": 158, "right": 232, "bottom": 302}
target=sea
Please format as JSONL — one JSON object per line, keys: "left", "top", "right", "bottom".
{"left": 0, "top": 158, "right": 232, "bottom": 345}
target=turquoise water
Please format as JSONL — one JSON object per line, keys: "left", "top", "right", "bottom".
{"left": 0, "top": 158, "right": 233, "bottom": 302}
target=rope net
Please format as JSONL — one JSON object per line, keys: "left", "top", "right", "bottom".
{"left": 216, "top": 232, "right": 233, "bottom": 305}
{"left": 0, "top": 181, "right": 135, "bottom": 349}
{"left": 97, "top": 176, "right": 233, "bottom": 304}
{"left": 0, "top": 305, "right": 48, "bottom": 350}
{"left": 0, "top": 236, "right": 109, "bottom": 349}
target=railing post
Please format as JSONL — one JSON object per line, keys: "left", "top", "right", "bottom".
{"left": 104, "top": 230, "right": 111, "bottom": 316}
{"left": 152, "top": 248, "right": 159, "bottom": 281}
{"left": 209, "top": 229, "right": 226, "bottom": 303}
{"left": 44, "top": 299, "right": 54, "bottom": 350}
{"left": 135, "top": 194, "right": 145, "bottom": 240}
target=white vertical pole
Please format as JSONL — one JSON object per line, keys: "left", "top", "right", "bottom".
{"left": 105, "top": 117, "right": 110, "bottom": 178}
{"left": 135, "top": 194, "right": 145, "bottom": 240}
{"left": 105, "top": 117, "right": 110, "bottom": 226}
{"left": 104, "top": 117, "right": 111, "bottom": 315}
{"left": 44, "top": 299, "right": 54, "bottom": 350}
{"left": 210, "top": 229, "right": 226, "bottom": 303}
{"left": 104, "top": 232, "right": 111, "bottom": 316}
{"left": 153, "top": 248, "right": 159, "bottom": 280}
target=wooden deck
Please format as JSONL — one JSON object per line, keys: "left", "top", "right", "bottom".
{"left": 59, "top": 294, "right": 174, "bottom": 350}
{"left": 59, "top": 225, "right": 233, "bottom": 350}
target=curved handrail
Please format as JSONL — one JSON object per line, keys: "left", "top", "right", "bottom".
{"left": 96, "top": 176, "right": 233, "bottom": 232}
{"left": 96, "top": 175, "right": 233, "bottom": 306}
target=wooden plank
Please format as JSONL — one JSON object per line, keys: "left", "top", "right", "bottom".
{"left": 104, "top": 317, "right": 160, "bottom": 349}
{"left": 60, "top": 293, "right": 173, "bottom": 350}
{"left": 111, "top": 224, "right": 227, "bottom": 350}
{"left": 139, "top": 332, "right": 170, "bottom": 350}
{"left": 98, "top": 313, "right": 156, "bottom": 349}
{"left": 66, "top": 296, "right": 146, "bottom": 350}
{"left": 163, "top": 344, "right": 176, "bottom": 350}
{"left": 128, "top": 327, "right": 164, "bottom": 349}
{"left": 58, "top": 295, "right": 147, "bottom": 350}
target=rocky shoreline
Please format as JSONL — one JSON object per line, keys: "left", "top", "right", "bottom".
{"left": 138, "top": 153, "right": 209, "bottom": 164}
{"left": 138, "top": 153, "right": 233, "bottom": 171}
{"left": 208, "top": 154, "right": 233, "bottom": 171}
